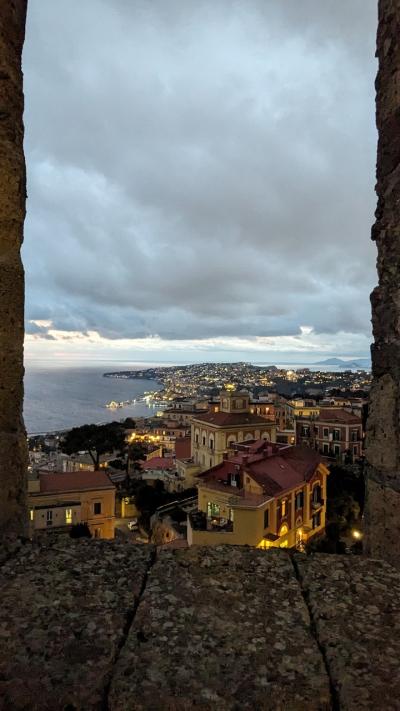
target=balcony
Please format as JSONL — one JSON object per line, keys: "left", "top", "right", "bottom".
{"left": 311, "top": 499, "right": 324, "bottom": 511}
{"left": 189, "top": 510, "right": 233, "bottom": 533}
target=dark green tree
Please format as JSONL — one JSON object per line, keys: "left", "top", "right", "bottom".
{"left": 70, "top": 522, "right": 92, "bottom": 538}
{"left": 62, "top": 422, "right": 126, "bottom": 470}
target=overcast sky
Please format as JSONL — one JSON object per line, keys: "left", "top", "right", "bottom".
{"left": 23, "top": 0, "right": 378, "bottom": 364}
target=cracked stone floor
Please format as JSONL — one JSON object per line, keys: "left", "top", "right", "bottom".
{"left": 1, "top": 540, "right": 400, "bottom": 710}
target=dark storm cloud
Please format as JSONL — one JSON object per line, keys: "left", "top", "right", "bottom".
{"left": 23, "top": 0, "right": 377, "bottom": 343}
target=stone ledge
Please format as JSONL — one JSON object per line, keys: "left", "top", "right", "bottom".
{"left": 0, "top": 539, "right": 153, "bottom": 710}
{"left": 295, "top": 554, "right": 400, "bottom": 711}
{"left": 109, "top": 546, "right": 330, "bottom": 711}
{"left": 1, "top": 541, "right": 400, "bottom": 710}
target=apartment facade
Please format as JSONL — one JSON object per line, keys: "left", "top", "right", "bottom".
{"left": 28, "top": 470, "right": 116, "bottom": 539}
{"left": 296, "top": 408, "right": 363, "bottom": 462}
{"left": 188, "top": 441, "right": 328, "bottom": 549}
{"left": 191, "top": 390, "right": 276, "bottom": 472}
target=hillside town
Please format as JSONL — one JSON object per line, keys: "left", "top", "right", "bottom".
{"left": 27, "top": 363, "right": 368, "bottom": 552}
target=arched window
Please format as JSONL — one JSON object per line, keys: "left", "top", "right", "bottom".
{"left": 279, "top": 523, "right": 289, "bottom": 537}
{"left": 313, "top": 484, "right": 322, "bottom": 503}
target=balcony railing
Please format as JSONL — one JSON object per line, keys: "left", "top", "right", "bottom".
{"left": 189, "top": 510, "right": 233, "bottom": 533}
{"left": 311, "top": 499, "right": 324, "bottom": 511}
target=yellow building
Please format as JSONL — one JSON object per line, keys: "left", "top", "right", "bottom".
{"left": 188, "top": 441, "right": 328, "bottom": 549}
{"left": 191, "top": 390, "right": 276, "bottom": 472}
{"left": 28, "top": 470, "right": 116, "bottom": 539}
{"left": 284, "top": 399, "right": 320, "bottom": 429}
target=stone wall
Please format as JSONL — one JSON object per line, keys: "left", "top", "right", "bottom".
{"left": 0, "top": 1, "right": 28, "bottom": 537}
{"left": 365, "top": 0, "right": 400, "bottom": 565}
{"left": 2, "top": 541, "right": 400, "bottom": 710}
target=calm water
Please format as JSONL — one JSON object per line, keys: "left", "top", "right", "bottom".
{"left": 24, "top": 363, "right": 164, "bottom": 434}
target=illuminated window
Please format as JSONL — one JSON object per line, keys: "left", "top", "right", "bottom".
{"left": 279, "top": 523, "right": 289, "bottom": 537}
{"left": 65, "top": 508, "right": 72, "bottom": 524}
{"left": 207, "top": 502, "right": 220, "bottom": 518}
{"left": 30, "top": 509, "right": 34, "bottom": 521}
{"left": 281, "top": 500, "right": 286, "bottom": 517}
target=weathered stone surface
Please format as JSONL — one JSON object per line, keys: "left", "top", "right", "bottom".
{"left": 0, "top": 540, "right": 153, "bottom": 710}
{"left": 3, "top": 543, "right": 400, "bottom": 710}
{"left": 296, "top": 554, "right": 400, "bottom": 710}
{"left": 365, "top": 0, "right": 400, "bottom": 564}
{"left": 109, "top": 547, "right": 331, "bottom": 711}
{"left": 0, "top": 0, "right": 27, "bottom": 536}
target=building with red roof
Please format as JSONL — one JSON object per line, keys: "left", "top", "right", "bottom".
{"left": 28, "top": 470, "right": 116, "bottom": 539}
{"left": 140, "top": 456, "right": 185, "bottom": 492}
{"left": 296, "top": 407, "right": 363, "bottom": 462}
{"left": 188, "top": 440, "right": 328, "bottom": 550}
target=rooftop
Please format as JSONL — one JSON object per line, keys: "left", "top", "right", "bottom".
{"left": 198, "top": 445, "right": 323, "bottom": 498}
{"left": 37, "top": 470, "right": 115, "bottom": 494}
{"left": 141, "top": 457, "right": 176, "bottom": 471}
{"left": 192, "top": 411, "right": 272, "bottom": 427}
{"left": 317, "top": 408, "right": 362, "bottom": 425}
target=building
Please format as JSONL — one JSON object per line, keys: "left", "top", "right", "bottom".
{"left": 162, "top": 408, "right": 208, "bottom": 427}
{"left": 284, "top": 399, "right": 320, "bottom": 430}
{"left": 191, "top": 390, "right": 276, "bottom": 471}
{"left": 140, "top": 456, "right": 185, "bottom": 492}
{"left": 188, "top": 441, "right": 328, "bottom": 549}
{"left": 296, "top": 408, "right": 363, "bottom": 462}
{"left": 175, "top": 437, "right": 201, "bottom": 489}
{"left": 28, "top": 470, "right": 116, "bottom": 539}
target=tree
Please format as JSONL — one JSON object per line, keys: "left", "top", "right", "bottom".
{"left": 127, "top": 441, "right": 147, "bottom": 473}
{"left": 70, "top": 523, "right": 92, "bottom": 539}
{"left": 61, "top": 422, "right": 126, "bottom": 470}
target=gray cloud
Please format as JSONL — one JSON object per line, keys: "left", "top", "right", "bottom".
{"left": 23, "top": 0, "right": 378, "bottom": 345}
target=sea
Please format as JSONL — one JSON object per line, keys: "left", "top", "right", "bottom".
{"left": 24, "top": 362, "right": 166, "bottom": 434}
{"left": 24, "top": 359, "right": 370, "bottom": 435}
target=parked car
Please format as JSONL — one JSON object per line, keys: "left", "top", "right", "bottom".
{"left": 127, "top": 519, "right": 138, "bottom": 531}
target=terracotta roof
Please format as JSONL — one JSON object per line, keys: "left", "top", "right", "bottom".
{"left": 198, "top": 446, "right": 323, "bottom": 499}
{"left": 39, "top": 470, "right": 114, "bottom": 494}
{"left": 175, "top": 437, "right": 192, "bottom": 460}
{"left": 317, "top": 409, "right": 362, "bottom": 425}
{"left": 141, "top": 457, "right": 176, "bottom": 471}
{"left": 192, "top": 411, "right": 272, "bottom": 427}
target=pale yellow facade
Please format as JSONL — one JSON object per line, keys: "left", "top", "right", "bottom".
{"left": 191, "top": 390, "right": 276, "bottom": 472}
{"left": 189, "top": 463, "right": 328, "bottom": 550}
{"left": 28, "top": 483, "right": 116, "bottom": 539}
{"left": 175, "top": 458, "right": 201, "bottom": 488}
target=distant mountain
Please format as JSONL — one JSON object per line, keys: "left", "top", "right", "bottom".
{"left": 313, "top": 357, "right": 371, "bottom": 369}
{"left": 314, "top": 358, "right": 346, "bottom": 365}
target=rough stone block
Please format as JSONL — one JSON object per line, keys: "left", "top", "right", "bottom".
{"left": 0, "top": 540, "right": 153, "bottom": 710}
{"left": 296, "top": 554, "right": 400, "bottom": 710}
{"left": 109, "top": 546, "right": 331, "bottom": 711}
